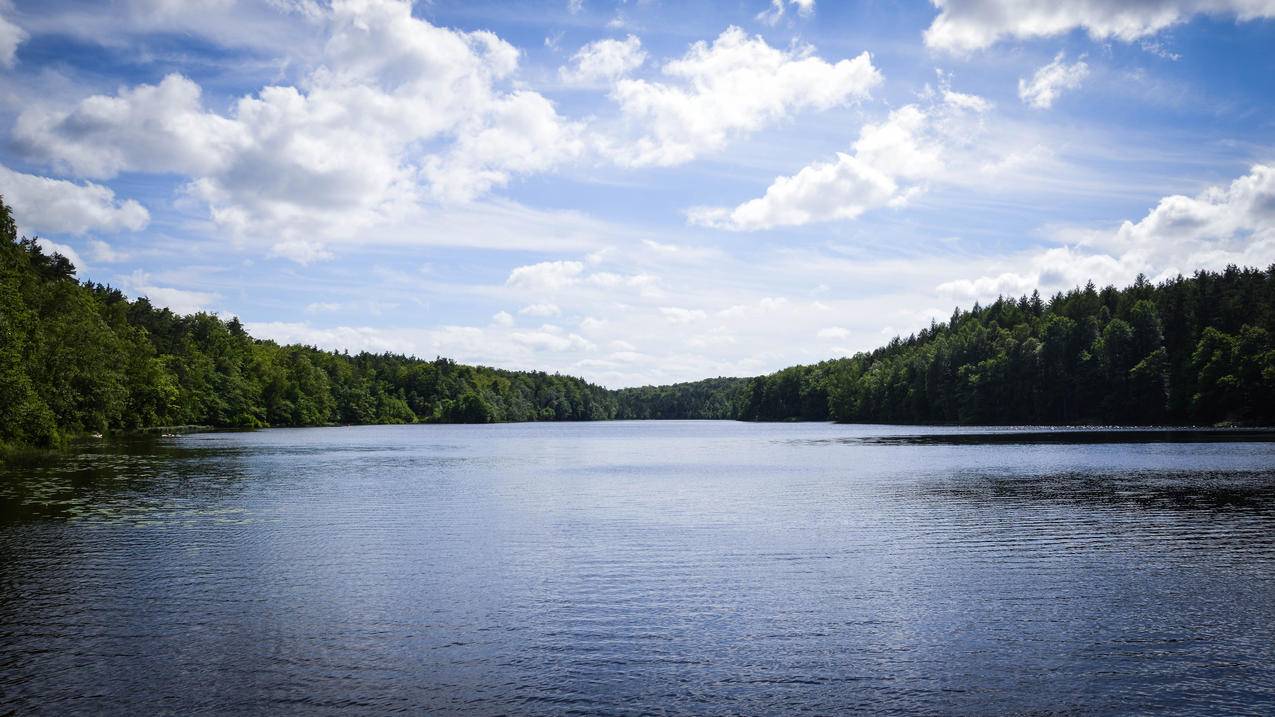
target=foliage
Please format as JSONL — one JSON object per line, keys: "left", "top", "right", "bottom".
{"left": 0, "top": 196, "right": 622, "bottom": 447}
{"left": 737, "top": 273, "right": 1275, "bottom": 425}
{"left": 613, "top": 377, "right": 748, "bottom": 419}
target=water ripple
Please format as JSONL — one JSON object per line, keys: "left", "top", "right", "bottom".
{"left": 2, "top": 422, "right": 1274, "bottom": 715}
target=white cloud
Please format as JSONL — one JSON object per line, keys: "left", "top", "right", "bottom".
{"left": 0, "top": 10, "right": 27, "bottom": 67}
{"left": 306, "top": 302, "right": 342, "bottom": 313}
{"left": 690, "top": 91, "right": 985, "bottom": 230}
{"left": 560, "top": 35, "right": 646, "bottom": 85}
{"left": 14, "top": 0, "right": 581, "bottom": 257}
{"left": 659, "top": 306, "right": 707, "bottom": 323}
{"left": 519, "top": 302, "right": 562, "bottom": 316}
{"left": 242, "top": 252, "right": 977, "bottom": 388}
{"left": 121, "top": 270, "right": 220, "bottom": 314}
{"left": 247, "top": 321, "right": 417, "bottom": 354}
{"left": 268, "top": 239, "right": 333, "bottom": 264}
{"left": 492, "top": 310, "right": 515, "bottom": 327}
{"left": 249, "top": 313, "right": 612, "bottom": 364}
{"left": 939, "top": 164, "right": 1275, "bottom": 302}
{"left": 817, "top": 326, "right": 850, "bottom": 340}
{"left": 757, "top": 0, "right": 816, "bottom": 26}
{"left": 504, "top": 259, "right": 659, "bottom": 301}
{"left": 690, "top": 153, "right": 898, "bottom": 230}
{"left": 14, "top": 73, "right": 245, "bottom": 179}
{"left": 586, "top": 271, "right": 659, "bottom": 290}
{"left": 937, "top": 270, "right": 1042, "bottom": 303}
{"left": 512, "top": 329, "right": 596, "bottom": 352}
{"left": 86, "top": 239, "right": 128, "bottom": 263}
{"left": 609, "top": 26, "right": 881, "bottom": 166}
{"left": 941, "top": 88, "right": 991, "bottom": 113}
{"left": 1019, "top": 53, "right": 1089, "bottom": 109}
{"left": 423, "top": 90, "right": 584, "bottom": 202}
{"left": 925, "top": 0, "right": 1275, "bottom": 53}
{"left": 1139, "top": 38, "right": 1182, "bottom": 60}
{"left": 506, "top": 260, "right": 586, "bottom": 291}
{"left": 0, "top": 164, "right": 150, "bottom": 235}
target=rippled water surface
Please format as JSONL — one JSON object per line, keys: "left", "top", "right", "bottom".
{"left": 3, "top": 421, "right": 1275, "bottom": 715}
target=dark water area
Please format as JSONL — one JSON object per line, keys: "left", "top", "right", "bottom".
{"left": 2, "top": 422, "right": 1274, "bottom": 715}
{"left": 844, "top": 427, "right": 1275, "bottom": 446}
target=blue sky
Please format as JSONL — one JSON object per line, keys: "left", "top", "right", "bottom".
{"left": 1, "top": 0, "right": 1272, "bottom": 386}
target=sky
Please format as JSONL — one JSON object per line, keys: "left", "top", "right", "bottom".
{"left": 0, "top": 0, "right": 1273, "bottom": 387}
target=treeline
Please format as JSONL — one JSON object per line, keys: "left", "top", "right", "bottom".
{"left": 737, "top": 268, "right": 1275, "bottom": 425}
{"left": 7, "top": 190, "right": 1275, "bottom": 451}
{"left": 614, "top": 377, "right": 748, "bottom": 419}
{"left": 1, "top": 199, "right": 623, "bottom": 449}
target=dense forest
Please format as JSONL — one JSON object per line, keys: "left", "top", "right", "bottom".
{"left": 613, "top": 377, "right": 747, "bottom": 420}
{"left": 1, "top": 199, "right": 626, "bottom": 450}
{"left": 4, "top": 191, "right": 1275, "bottom": 453}
{"left": 735, "top": 268, "right": 1275, "bottom": 425}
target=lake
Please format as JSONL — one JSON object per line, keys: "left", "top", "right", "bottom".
{"left": 2, "top": 421, "right": 1274, "bottom": 715}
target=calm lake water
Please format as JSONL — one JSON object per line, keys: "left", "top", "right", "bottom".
{"left": 3, "top": 421, "right": 1275, "bottom": 715}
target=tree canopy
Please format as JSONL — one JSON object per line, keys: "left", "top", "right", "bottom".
{"left": 735, "top": 272, "right": 1275, "bottom": 426}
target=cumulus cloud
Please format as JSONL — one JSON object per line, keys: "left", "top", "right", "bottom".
{"left": 506, "top": 260, "right": 586, "bottom": 291}
{"left": 938, "top": 164, "right": 1275, "bottom": 302}
{"left": 0, "top": 164, "right": 149, "bottom": 235}
{"left": 689, "top": 90, "right": 986, "bottom": 231}
{"left": 423, "top": 90, "right": 585, "bottom": 202}
{"left": 1019, "top": 53, "right": 1089, "bottom": 109}
{"left": 14, "top": 0, "right": 581, "bottom": 257}
{"left": 924, "top": 0, "right": 1275, "bottom": 53}
{"left": 11, "top": 7, "right": 885, "bottom": 259}
{"left": 14, "top": 74, "right": 245, "bottom": 179}
{"left": 689, "top": 153, "right": 898, "bottom": 230}
{"left": 560, "top": 35, "right": 646, "bottom": 85}
{"left": 609, "top": 26, "right": 881, "bottom": 166}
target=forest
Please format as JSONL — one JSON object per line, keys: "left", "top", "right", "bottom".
{"left": 734, "top": 267, "right": 1275, "bottom": 425}
{"left": 1, "top": 199, "right": 625, "bottom": 450}
{"left": 4, "top": 192, "right": 1275, "bottom": 453}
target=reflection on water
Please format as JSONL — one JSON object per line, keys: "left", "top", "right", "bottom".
{"left": 908, "top": 468, "right": 1275, "bottom": 511}
{"left": 2, "top": 422, "right": 1275, "bottom": 715}
{"left": 809, "top": 427, "right": 1275, "bottom": 446}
